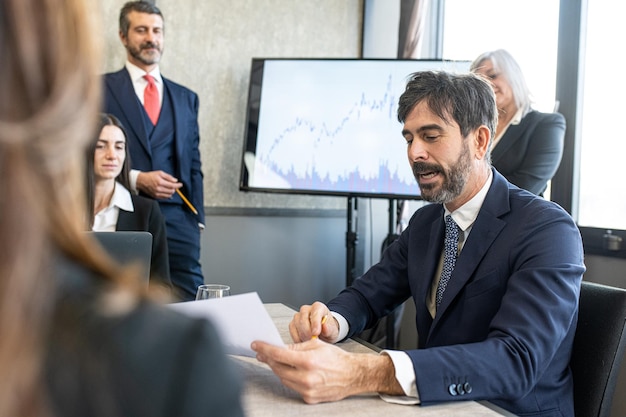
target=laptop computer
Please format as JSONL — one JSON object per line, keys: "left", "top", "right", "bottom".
{"left": 88, "top": 231, "right": 153, "bottom": 283}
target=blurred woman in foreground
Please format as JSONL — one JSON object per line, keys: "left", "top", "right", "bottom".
{"left": 0, "top": 0, "right": 244, "bottom": 416}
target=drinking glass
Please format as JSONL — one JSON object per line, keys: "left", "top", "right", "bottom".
{"left": 196, "top": 284, "right": 230, "bottom": 300}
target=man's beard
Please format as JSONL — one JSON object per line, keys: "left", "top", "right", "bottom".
{"left": 127, "top": 42, "right": 162, "bottom": 66}
{"left": 412, "top": 141, "right": 472, "bottom": 204}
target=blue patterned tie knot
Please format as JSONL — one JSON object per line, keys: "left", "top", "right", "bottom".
{"left": 436, "top": 215, "right": 461, "bottom": 307}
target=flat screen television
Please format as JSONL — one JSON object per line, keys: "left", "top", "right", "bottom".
{"left": 240, "top": 58, "right": 471, "bottom": 200}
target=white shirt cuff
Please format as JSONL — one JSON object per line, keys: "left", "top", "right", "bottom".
{"left": 129, "top": 169, "right": 140, "bottom": 193}
{"left": 329, "top": 312, "right": 419, "bottom": 405}
{"left": 330, "top": 312, "right": 349, "bottom": 342}
{"left": 379, "top": 350, "right": 420, "bottom": 405}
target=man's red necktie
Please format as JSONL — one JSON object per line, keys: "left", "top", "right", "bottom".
{"left": 143, "top": 74, "right": 160, "bottom": 125}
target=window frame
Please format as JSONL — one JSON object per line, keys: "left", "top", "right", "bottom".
{"left": 550, "top": 0, "right": 626, "bottom": 259}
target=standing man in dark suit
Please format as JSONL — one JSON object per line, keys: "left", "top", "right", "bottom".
{"left": 103, "top": 1, "right": 204, "bottom": 300}
{"left": 252, "top": 71, "right": 585, "bottom": 416}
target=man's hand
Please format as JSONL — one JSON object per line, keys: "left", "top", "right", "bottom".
{"left": 136, "top": 170, "right": 182, "bottom": 199}
{"left": 289, "top": 302, "right": 339, "bottom": 343}
{"left": 251, "top": 339, "right": 402, "bottom": 404}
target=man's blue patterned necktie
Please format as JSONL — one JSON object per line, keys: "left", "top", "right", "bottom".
{"left": 436, "top": 215, "right": 461, "bottom": 307}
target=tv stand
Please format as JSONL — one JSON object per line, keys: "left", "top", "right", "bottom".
{"left": 345, "top": 197, "right": 358, "bottom": 287}
{"left": 346, "top": 197, "right": 404, "bottom": 349}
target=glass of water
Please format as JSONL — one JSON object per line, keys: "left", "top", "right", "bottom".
{"left": 196, "top": 284, "right": 230, "bottom": 300}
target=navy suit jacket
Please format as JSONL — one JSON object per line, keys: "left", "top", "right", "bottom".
{"left": 328, "top": 169, "right": 585, "bottom": 416}
{"left": 116, "top": 195, "right": 171, "bottom": 289}
{"left": 103, "top": 69, "right": 205, "bottom": 225}
{"left": 492, "top": 110, "right": 565, "bottom": 196}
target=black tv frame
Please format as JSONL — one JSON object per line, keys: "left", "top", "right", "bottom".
{"left": 239, "top": 58, "right": 471, "bottom": 200}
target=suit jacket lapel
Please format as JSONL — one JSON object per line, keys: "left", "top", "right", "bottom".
{"left": 412, "top": 215, "right": 445, "bottom": 342}
{"left": 430, "top": 170, "right": 510, "bottom": 331}
{"left": 116, "top": 210, "right": 134, "bottom": 231}
{"left": 414, "top": 215, "right": 445, "bottom": 307}
{"left": 491, "top": 112, "right": 535, "bottom": 165}
{"left": 491, "top": 125, "right": 520, "bottom": 165}
{"left": 107, "top": 69, "right": 152, "bottom": 156}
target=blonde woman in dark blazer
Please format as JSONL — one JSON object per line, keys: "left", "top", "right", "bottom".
{"left": 471, "top": 49, "right": 565, "bottom": 196}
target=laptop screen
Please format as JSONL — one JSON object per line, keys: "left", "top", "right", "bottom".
{"left": 88, "top": 231, "right": 153, "bottom": 283}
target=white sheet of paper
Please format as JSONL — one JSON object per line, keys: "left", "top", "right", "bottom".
{"left": 167, "top": 292, "right": 285, "bottom": 357}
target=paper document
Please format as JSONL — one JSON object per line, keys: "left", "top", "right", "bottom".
{"left": 168, "top": 292, "right": 285, "bottom": 357}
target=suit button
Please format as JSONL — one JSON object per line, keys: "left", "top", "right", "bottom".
{"left": 448, "top": 384, "right": 458, "bottom": 396}
{"left": 456, "top": 383, "right": 465, "bottom": 395}
{"left": 464, "top": 382, "right": 472, "bottom": 394}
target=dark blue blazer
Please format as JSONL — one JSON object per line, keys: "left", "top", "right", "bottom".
{"left": 492, "top": 110, "right": 565, "bottom": 196}
{"left": 328, "top": 169, "right": 585, "bottom": 416}
{"left": 103, "top": 69, "right": 205, "bottom": 225}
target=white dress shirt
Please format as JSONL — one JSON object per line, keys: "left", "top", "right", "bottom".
{"left": 92, "top": 182, "right": 135, "bottom": 232}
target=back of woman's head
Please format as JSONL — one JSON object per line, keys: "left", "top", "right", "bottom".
{"left": 0, "top": 0, "right": 101, "bottom": 252}
{"left": 470, "top": 49, "right": 533, "bottom": 114}
{"left": 0, "top": 0, "right": 106, "bottom": 415}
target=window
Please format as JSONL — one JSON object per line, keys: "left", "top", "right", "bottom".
{"left": 441, "top": 0, "right": 626, "bottom": 257}
{"left": 442, "top": 0, "right": 560, "bottom": 113}
{"left": 577, "top": 2, "right": 626, "bottom": 230}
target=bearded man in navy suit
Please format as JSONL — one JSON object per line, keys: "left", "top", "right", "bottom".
{"left": 103, "top": 1, "right": 204, "bottom": 301}
{"left": 252, "top": 71, "right": 585, "bottom": 416}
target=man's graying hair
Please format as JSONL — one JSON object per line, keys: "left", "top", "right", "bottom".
{"left": 119, "top": 0, "right": 163, "bottom": 37}
{"left": 397, "top": 71, "right": 498, "bottom": 145}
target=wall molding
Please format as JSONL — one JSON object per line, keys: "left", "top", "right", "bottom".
{"left": 204, "top": 206, "right": 346, "bottom": 218}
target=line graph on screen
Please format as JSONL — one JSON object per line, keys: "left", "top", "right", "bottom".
{"left": 242, "top": 59, "right": 471, "bottom": 199}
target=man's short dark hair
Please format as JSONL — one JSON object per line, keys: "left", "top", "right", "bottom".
{"left": 119, "top": 1, "right": 163, "bottom": 38}
{"left": 397, "top": 71, "right": 497, "bottom": 141}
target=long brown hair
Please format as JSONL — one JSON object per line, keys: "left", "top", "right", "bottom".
{"left": 0, "top": 0, "right": 135, "bottom": 415}
{"left": 85, "top": 114, "right": 133, "bottom": 229}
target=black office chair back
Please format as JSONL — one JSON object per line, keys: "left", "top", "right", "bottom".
{"left": 571, "top": 281, "right": 626, "bottom": 417}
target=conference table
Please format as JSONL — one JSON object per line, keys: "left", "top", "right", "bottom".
{"left": 230, "top": 303, "right": 516, "bottom": 417}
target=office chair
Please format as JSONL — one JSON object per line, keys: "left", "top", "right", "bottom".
{"left": 571, "top": 281, "right": 626, "bottom": 417}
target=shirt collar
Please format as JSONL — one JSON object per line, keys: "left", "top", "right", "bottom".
{"left": 110, "top": 182, "right": 134, "bottom": 212}
{"left": 510, "top": 107, "right": 524, "bottom": 126}
{"left": 445, "top": 170, "right": 493, "bottom": 232}
{"left": 125, "top": 61, "right": 162, "bottom": 84}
